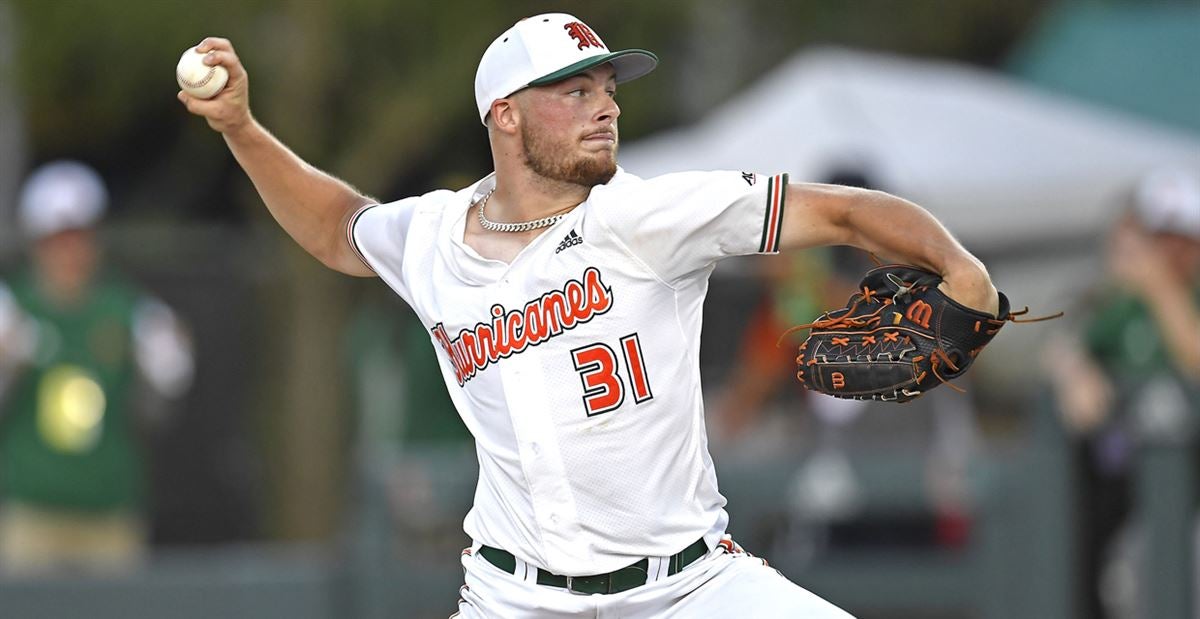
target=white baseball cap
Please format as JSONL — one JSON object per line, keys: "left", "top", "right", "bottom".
{"left": 1133, "top": 168, "right": 1200, "bottom": 241}
{"left": 17, "top": 160, "right": 108, "bottom": 240}
{"left": 474, "top": 13, "right": 658, "bottom": 124}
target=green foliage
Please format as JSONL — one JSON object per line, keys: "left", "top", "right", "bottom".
{"left": 13, "top": 0, "right": 263, "bottom": 154}
{"left": 10, "top": 0, "right": 1050, "bottom": 217}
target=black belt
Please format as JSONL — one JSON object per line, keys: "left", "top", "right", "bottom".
{"left": 477, "top": 537, "right": 709, "bottom": 595}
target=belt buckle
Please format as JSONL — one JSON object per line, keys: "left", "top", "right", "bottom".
{"left": 565, "top": 574, "right": 610, "bottom": 595}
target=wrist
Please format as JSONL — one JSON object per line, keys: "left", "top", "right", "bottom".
{"left": 938, "top": 257, "right": 999, "bottom": 316}
{"left": 221, "top": 111, "right": 257, "bottom": 142}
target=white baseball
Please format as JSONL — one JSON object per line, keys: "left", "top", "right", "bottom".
{"left": 176, "top": 46, "right": 228, "bottom": 99}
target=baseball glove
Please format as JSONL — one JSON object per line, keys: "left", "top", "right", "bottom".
{"left": 785, "top": 264, "right": 1056, "bottom": 403}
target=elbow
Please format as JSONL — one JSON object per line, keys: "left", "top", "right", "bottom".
{"left": 311, "top": 245, "right": 343, "bottom": 271}
{"left": 311, "top": 234, "right": 359, "bottom": 274}
{"left": 314, "top": 196, "right": 374, "bottom": 272}
{"left": 314, "top": 195, "right": 374, "bottom": 275}
{"left": 303, "top": 227, "right": 343, "bottom": 270}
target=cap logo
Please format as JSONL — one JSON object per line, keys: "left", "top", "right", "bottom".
{"left": 564, "top": 22, "right": 603, "bottom": 50}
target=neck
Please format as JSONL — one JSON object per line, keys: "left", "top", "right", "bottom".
{"left": 489, "top": 156, "right": 594, "bottom": 223}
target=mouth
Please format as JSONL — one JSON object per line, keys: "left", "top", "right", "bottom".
{"left": 582, "top": 130, "right": 617, "bottom": 145}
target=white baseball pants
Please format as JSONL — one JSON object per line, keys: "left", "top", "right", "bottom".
{"left": 451, "top": 542, "right": 855, "bottom": 618}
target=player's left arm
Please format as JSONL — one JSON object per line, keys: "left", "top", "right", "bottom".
{"left": 778, "top": 183, "right": 999, "bottom": 316}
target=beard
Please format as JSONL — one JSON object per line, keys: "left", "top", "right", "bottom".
{"left": 521, "top": 122, "right": 617, "bottom": 187}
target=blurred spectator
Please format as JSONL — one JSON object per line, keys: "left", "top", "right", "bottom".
{"left": 709, "top": 247, "right": 838, "bottom": 442}
{"left": 1044, "top": 168, "right": 1200, "bottom": 618}
{"left": 344, "top": 289, "right": 472, "bottom": 560}
{"left": 0, "top": 161, "right": 193, "bottom": 576}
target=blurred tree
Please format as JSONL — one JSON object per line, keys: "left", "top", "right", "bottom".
{"left": 0, "top": 1, "right": 24, "bottom": 230}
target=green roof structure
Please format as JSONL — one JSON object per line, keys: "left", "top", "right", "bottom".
{"left": 1008, "top": 3, "right": 1200, "bottom": 135}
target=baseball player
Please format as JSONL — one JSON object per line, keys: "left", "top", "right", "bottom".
{"left": 179, "top": 13, "right": 999, "bottom": 618}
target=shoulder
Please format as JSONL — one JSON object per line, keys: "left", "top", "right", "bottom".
{"left": 350, "top": 182, "right": 478, "bottom": 274}
{"left": 590, "top": 169, "right": 761, "bottom": 203}
{"left": 351, "top": 186, "right": 463, "bottom": 249}
{"left": 361, "top": 187, "right": 458, "bottom": 219}
{"left": 593, "top": 168, "right": 711, "bottom": 193}
{"left": 356, "top": 182, "right": 478, "bottom": 228}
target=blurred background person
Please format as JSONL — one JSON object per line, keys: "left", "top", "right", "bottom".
{"left": 1044, "top": 168, "right": 1200, "bottom": 618}
{"left": 343, "top": 286, "right": 474, "bottom": 563}
{"left": 0, "top": 160, "right": 193, "bottom": 577}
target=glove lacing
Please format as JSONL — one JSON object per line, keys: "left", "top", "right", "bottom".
{"left": 779, "top": 276, "right": 1063, "bottom": 394}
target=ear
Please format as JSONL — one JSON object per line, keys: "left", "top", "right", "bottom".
{"left": 490, "top": 98, "right": 520, "bottom": 135}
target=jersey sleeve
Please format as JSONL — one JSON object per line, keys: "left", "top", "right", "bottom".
{"left": 0, "top": 282, "right": 35, "bottom": 366}
{"left": 590, "top": 170, "right": 788, "bottom": 283}
{"left": 346, "top": 197, "right": 422, "bottom": 301}
{"left": 0, "top": 281, "right": 36, "bottom": 401}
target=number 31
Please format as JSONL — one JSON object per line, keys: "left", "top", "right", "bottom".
{"left": 570, "top": 333, "right": 653, "bottom": 416}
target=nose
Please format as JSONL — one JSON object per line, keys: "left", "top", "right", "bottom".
{"left": 596, "top": 96, "right": 620, "bottom": 125}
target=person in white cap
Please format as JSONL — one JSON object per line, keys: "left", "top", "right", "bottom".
{"left": 1048, "top": 169, "right": 1200, "bottom": 433}
{"left": 1043, "top": 168, "right": 1200, "bottom": 619}
{"left": 180, "top": 13, "right": 1001, "bottom": 617}
{"left": 1110, "top": 169, "right": 1200, "bottom": 377}
{"left": 0, "top": 160, "right": 193, "bottom": 576}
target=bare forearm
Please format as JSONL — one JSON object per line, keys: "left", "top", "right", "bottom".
{"left": 784, "top": 184, "right": 998, "bottom": 314}
{"left": 837, "top": 190, "right": 966, "bottom": 269}
{"left": 225, "top": 118, "right": 374, "bottom": 271}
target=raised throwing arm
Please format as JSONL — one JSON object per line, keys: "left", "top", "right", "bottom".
{"left": 177, "top": 37, "right": 376, "bottom": 277}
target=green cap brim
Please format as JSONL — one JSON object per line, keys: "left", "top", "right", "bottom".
{"left": 527, "top": 49, "right": 658, "bottom": 87}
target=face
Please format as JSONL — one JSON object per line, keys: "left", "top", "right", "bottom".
{"left": 513, "top": 65, "right": 620, "bottom": 187}
{"left": 33, "top": 228, "right": 99, "bottom": 298}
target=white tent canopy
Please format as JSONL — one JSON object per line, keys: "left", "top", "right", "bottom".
{"left": 619, "top": 48, "right": 1200, "bottom": 251}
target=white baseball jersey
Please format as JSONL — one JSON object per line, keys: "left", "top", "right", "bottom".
{"left": 348, "top": 168, "right": 787, "bottom": 576}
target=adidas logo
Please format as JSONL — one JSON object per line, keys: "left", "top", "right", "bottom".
{"left": 555, "top": 229, "right": 583, "bottom": 254}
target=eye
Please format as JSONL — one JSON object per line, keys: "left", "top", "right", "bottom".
{"left": 567, "top": 88, "right": 585, "bottom": 97}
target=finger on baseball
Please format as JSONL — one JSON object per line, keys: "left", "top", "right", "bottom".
{"left": 178, "top": 91, "right": 222, "bottom": 117}
{"left": 177, "top": 91, "right": 205, "bottom": 114}
{"left": 201, "top": 49, "right": 246, "bottom": 79}
{"left": 196, "top": 37, "right": 233, "bottom": 53}
{"left": 177, "top": 90, "right": 205, "bottom": 111}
